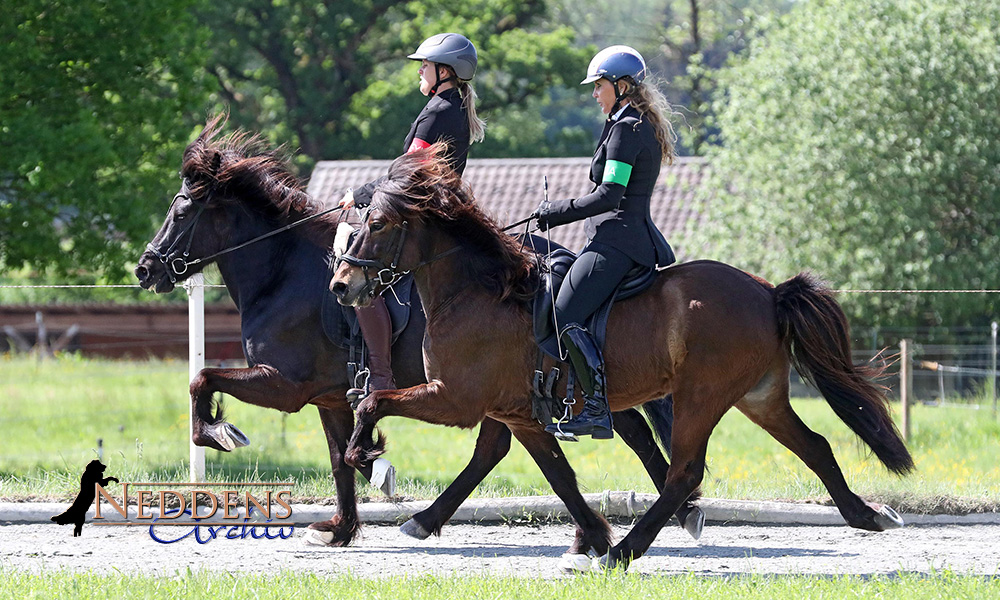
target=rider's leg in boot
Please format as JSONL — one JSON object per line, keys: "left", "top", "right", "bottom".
{"left": 347, "top": 294, "right": 396, "bottom": 406}
{"left": 544, "top": 325, "right": 613, "bottom": 439}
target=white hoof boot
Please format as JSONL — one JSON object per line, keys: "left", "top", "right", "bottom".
{"left": 875, "top": 505, "right": 905, "bottom": 529}
{"left": 683, "top": 506, "right": 706, "bottom": 541}
{"left": 400, "top": 518, "right": 432, "bottom": 540}
{"left": 557, "top": 553, "right": 592, "bottom": 573}
{"left": 371, "top": 457, "right": 396, "bottom": 497}
{"left": 301, "top": 528, "right": 334, "bottom": 547}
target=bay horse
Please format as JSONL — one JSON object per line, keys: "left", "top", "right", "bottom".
{"left": 332, "top": 146, "right": 914, "bottom": 570}
{"left": 134, "top": 116, "right": 702, "bottom": 549}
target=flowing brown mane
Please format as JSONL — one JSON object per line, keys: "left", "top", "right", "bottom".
{"left": 373, "top": 145, "right": 539, "bottom": 304}
{"left": 180, "top": 115, "right": 342, "bottom": 237}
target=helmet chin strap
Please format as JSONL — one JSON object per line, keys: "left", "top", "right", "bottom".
{"left": 428, "top": 64, "right": 455, "bottom": 96}
{"left": 608, "top": 80, "right": 627, "bottom": 118}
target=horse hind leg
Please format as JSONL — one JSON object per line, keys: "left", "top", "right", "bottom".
{"left": 735, "top": 370, "right": 904, "bottom": 531}
{"left": 304, "top": 406, "right": 363, "bottom": 547}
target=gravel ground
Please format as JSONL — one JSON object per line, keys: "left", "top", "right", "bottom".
{"left": 3, "top": 520, "right": 999, "bottom": 577}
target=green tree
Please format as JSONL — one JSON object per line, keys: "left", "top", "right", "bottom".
{"left": 696, "top": 0, "right": 1000, "bottom": 327}
{"left": 197, "top": 0, "right": 592, "bottom": 167}
{"left": 0, "top": 0, "right": 212, "bottom": 279}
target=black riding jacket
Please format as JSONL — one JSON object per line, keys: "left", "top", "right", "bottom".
{"left": 354, "top": 87, "right": 471, "bottom": 206}
{"left": 538, "top": 105, "right": 675, "bottom": 268}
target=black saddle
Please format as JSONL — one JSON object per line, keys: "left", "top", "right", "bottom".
{"left": 321, "top": 273, "right": 415, "bottom": 350}
{"left": 533, "top": 248, "right": 656, "bottom": 361}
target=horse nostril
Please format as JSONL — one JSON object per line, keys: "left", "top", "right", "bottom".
{"left": 331, "top": 281, "right": 347, "bottom": 298}
{"left": 134, "top": 265, "right": 148, "bottom": 282}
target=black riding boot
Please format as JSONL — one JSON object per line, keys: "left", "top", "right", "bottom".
{"left": 544, "top": 326, "right": 613, "bottom": 439}
{"left": 347, "top": 295, "right": 396, "bottom": 407}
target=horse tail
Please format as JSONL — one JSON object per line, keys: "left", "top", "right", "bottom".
{"left": 641, "top": 395, "right": 674, "bottom": 459}
{"left": 773, "top": 273, "right": 914, "bottom": 475}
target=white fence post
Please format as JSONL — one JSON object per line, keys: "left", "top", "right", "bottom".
{"left": 185, "top": 273, "right": 206, "bottom": 482}
{"left": 991, "top": 321, "right": 997, "bottom": 418}
{"left": 899, "top": 339, "right": 912, "bottom": 442}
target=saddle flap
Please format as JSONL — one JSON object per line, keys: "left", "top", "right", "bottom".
{"left": 321, "top": 274, "right": 415, "bottom": 349}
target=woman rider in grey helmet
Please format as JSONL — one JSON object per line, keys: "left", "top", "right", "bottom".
{"left": 534, "top": 45, "right": 678, "bottom": 440}
{"left": 337, "top": 33, "right": 486, "bottom": 404}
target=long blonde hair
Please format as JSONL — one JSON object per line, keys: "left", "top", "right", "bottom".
{"left": 458, "top": 80, "right": 486, "bottom": 144}
{"left": 621, "top": 78, "right": 676, "bottom": 164}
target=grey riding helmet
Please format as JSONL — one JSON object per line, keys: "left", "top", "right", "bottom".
{"left": 408, "top": 33, "right": 478, "bottom": 81}
{"left": 581, "top": 45, "right": 647, "bottom": 85}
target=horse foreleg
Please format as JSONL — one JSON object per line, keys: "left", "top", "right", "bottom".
{"left": 401, "top": 418, "right": 512, "bottom": 540}
{"left": 346, "top": 380, "right": 480, "bottom": 468}
{"left": 613, "top": 408, "right": 704, "bottom": 540}
{"left": 508, "top": 423, "right": 614, "bottom": 561}
{"left": 190, "top": 364, "right": 326, "bottom": 452}
{"left": 304, "top": 406, "right": 363, "bottom": 547}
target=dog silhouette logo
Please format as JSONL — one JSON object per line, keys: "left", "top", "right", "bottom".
{"left": 51, "top": 459, "right": 119, "bottom": 537}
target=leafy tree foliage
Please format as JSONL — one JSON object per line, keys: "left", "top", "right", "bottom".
{"left": 0, "top": 0, "right": 212, "bottom": 278}
{"left": 197, "top": 0, "right": 593, "bottom": 167}
{"left": 696, "top": 0, "right": 1000, "bottom": 327}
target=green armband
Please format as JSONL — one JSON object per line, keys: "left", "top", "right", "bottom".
{"left": 602, "top": 160, "right": 633, "bottom": 186}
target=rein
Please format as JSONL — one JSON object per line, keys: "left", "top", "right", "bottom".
{"left": 146, "top": 179, "right": 344, "bottom": 282}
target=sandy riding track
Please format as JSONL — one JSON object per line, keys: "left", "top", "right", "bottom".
{"left": 3, "top": 497, "right": 1000, "bottom": 576}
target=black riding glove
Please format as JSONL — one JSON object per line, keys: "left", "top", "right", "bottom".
{"left": 534, "top": 200, "right": 553, "bottom": 232}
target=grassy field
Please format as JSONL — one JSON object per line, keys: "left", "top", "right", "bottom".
{"left": 0, "top": 570, "right": 997, "bottom": 599}
{"left": 2, "top": 355, "right": 999, "bottom": 511}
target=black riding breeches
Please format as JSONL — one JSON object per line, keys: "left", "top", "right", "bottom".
{"left": 554, "top": 243, "right": 637, "bottom": 331}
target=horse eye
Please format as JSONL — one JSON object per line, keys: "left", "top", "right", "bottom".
{"left": 370, "top": 221, "right": 385, "bottom": 233}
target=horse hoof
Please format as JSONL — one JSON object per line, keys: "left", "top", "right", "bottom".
{"left": 874, "top": 505, "right": 905, "bottom": 530}
{"left": 557, "top": 553, "right": 592, "bottom": 573}
{"left": 371, "top": 458, "right": 396, "bottom": 497}
{"left": 400, "top": 518, "right": 432, "bottom": 540}
{"left": 301, "top": 528, "right": 334, "bottom": 547}
{"left": 205, "top": 422, "right": 250, "bottom": 452}
{"left": 682, "top": 506, "right": 705, "bottom": 541}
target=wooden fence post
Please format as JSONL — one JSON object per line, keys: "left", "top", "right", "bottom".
{"left": 899, "top": 339, "right": 912, "bottom": 441}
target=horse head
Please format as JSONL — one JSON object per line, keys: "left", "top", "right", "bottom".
{"left": 331, "top": 145, "right": 537, "bottom": 307}
{"left": 136, "top": 115, "right": 320, "bottom": 293}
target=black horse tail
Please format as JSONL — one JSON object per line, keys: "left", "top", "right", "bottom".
{"left": 773, "top": 273, "right": 914, "bottom": 475}
{"left": 641, "top": 395, "right": 674, "bottom": 459}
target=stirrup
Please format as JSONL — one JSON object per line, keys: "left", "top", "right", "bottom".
{"left": 347, "top": 388, "right": 367, "bottom": 410}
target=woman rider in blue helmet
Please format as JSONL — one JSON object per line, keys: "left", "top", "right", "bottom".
{"left": 535, "top": 45, "right": 678, "bottom": 439}
{"left": 337, "top": 33, "right": 486, "bottom": 404}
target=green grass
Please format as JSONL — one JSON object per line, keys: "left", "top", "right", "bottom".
{"left": 0, "top": 570, "right": 997, "bottom": 599}
{"left": 2, "top": 355, "right": 999, "bottom": 511}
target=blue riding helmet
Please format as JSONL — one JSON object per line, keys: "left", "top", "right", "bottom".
{"left": 581, "top": 45, "right": 647, "bottom": 85}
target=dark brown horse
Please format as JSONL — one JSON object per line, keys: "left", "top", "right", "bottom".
{"left": 332, "top": 146, "right": 914, "bottom": 570}
{"left": 134, "top": 117, "right": 702, "bottom": 550}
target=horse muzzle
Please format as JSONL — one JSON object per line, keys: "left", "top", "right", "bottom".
{"left": 134, "top": 253, "right": 176, "bottom": 294}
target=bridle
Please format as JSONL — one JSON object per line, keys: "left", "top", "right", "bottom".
{"left": 338, "top": 218, "right": 465, "bottom": 299}
{"left": 144, "top": 179, "right": 208, "bottom": 283}
{"left": 337, "top": 210, "right": 538, "bottom": 299}
{"left": 146, "top": 177, "right": 344, "bottom": 283}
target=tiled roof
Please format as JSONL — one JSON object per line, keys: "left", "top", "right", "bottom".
{"left": 307, "top": 156, "right": 709, "bottom": 260}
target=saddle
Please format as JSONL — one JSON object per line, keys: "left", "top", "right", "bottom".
{"left": 321, "top": 272, "right": 415, "bottom": 386}
{"left": 533, "top": 248, "right": 657, "bottom": 360}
